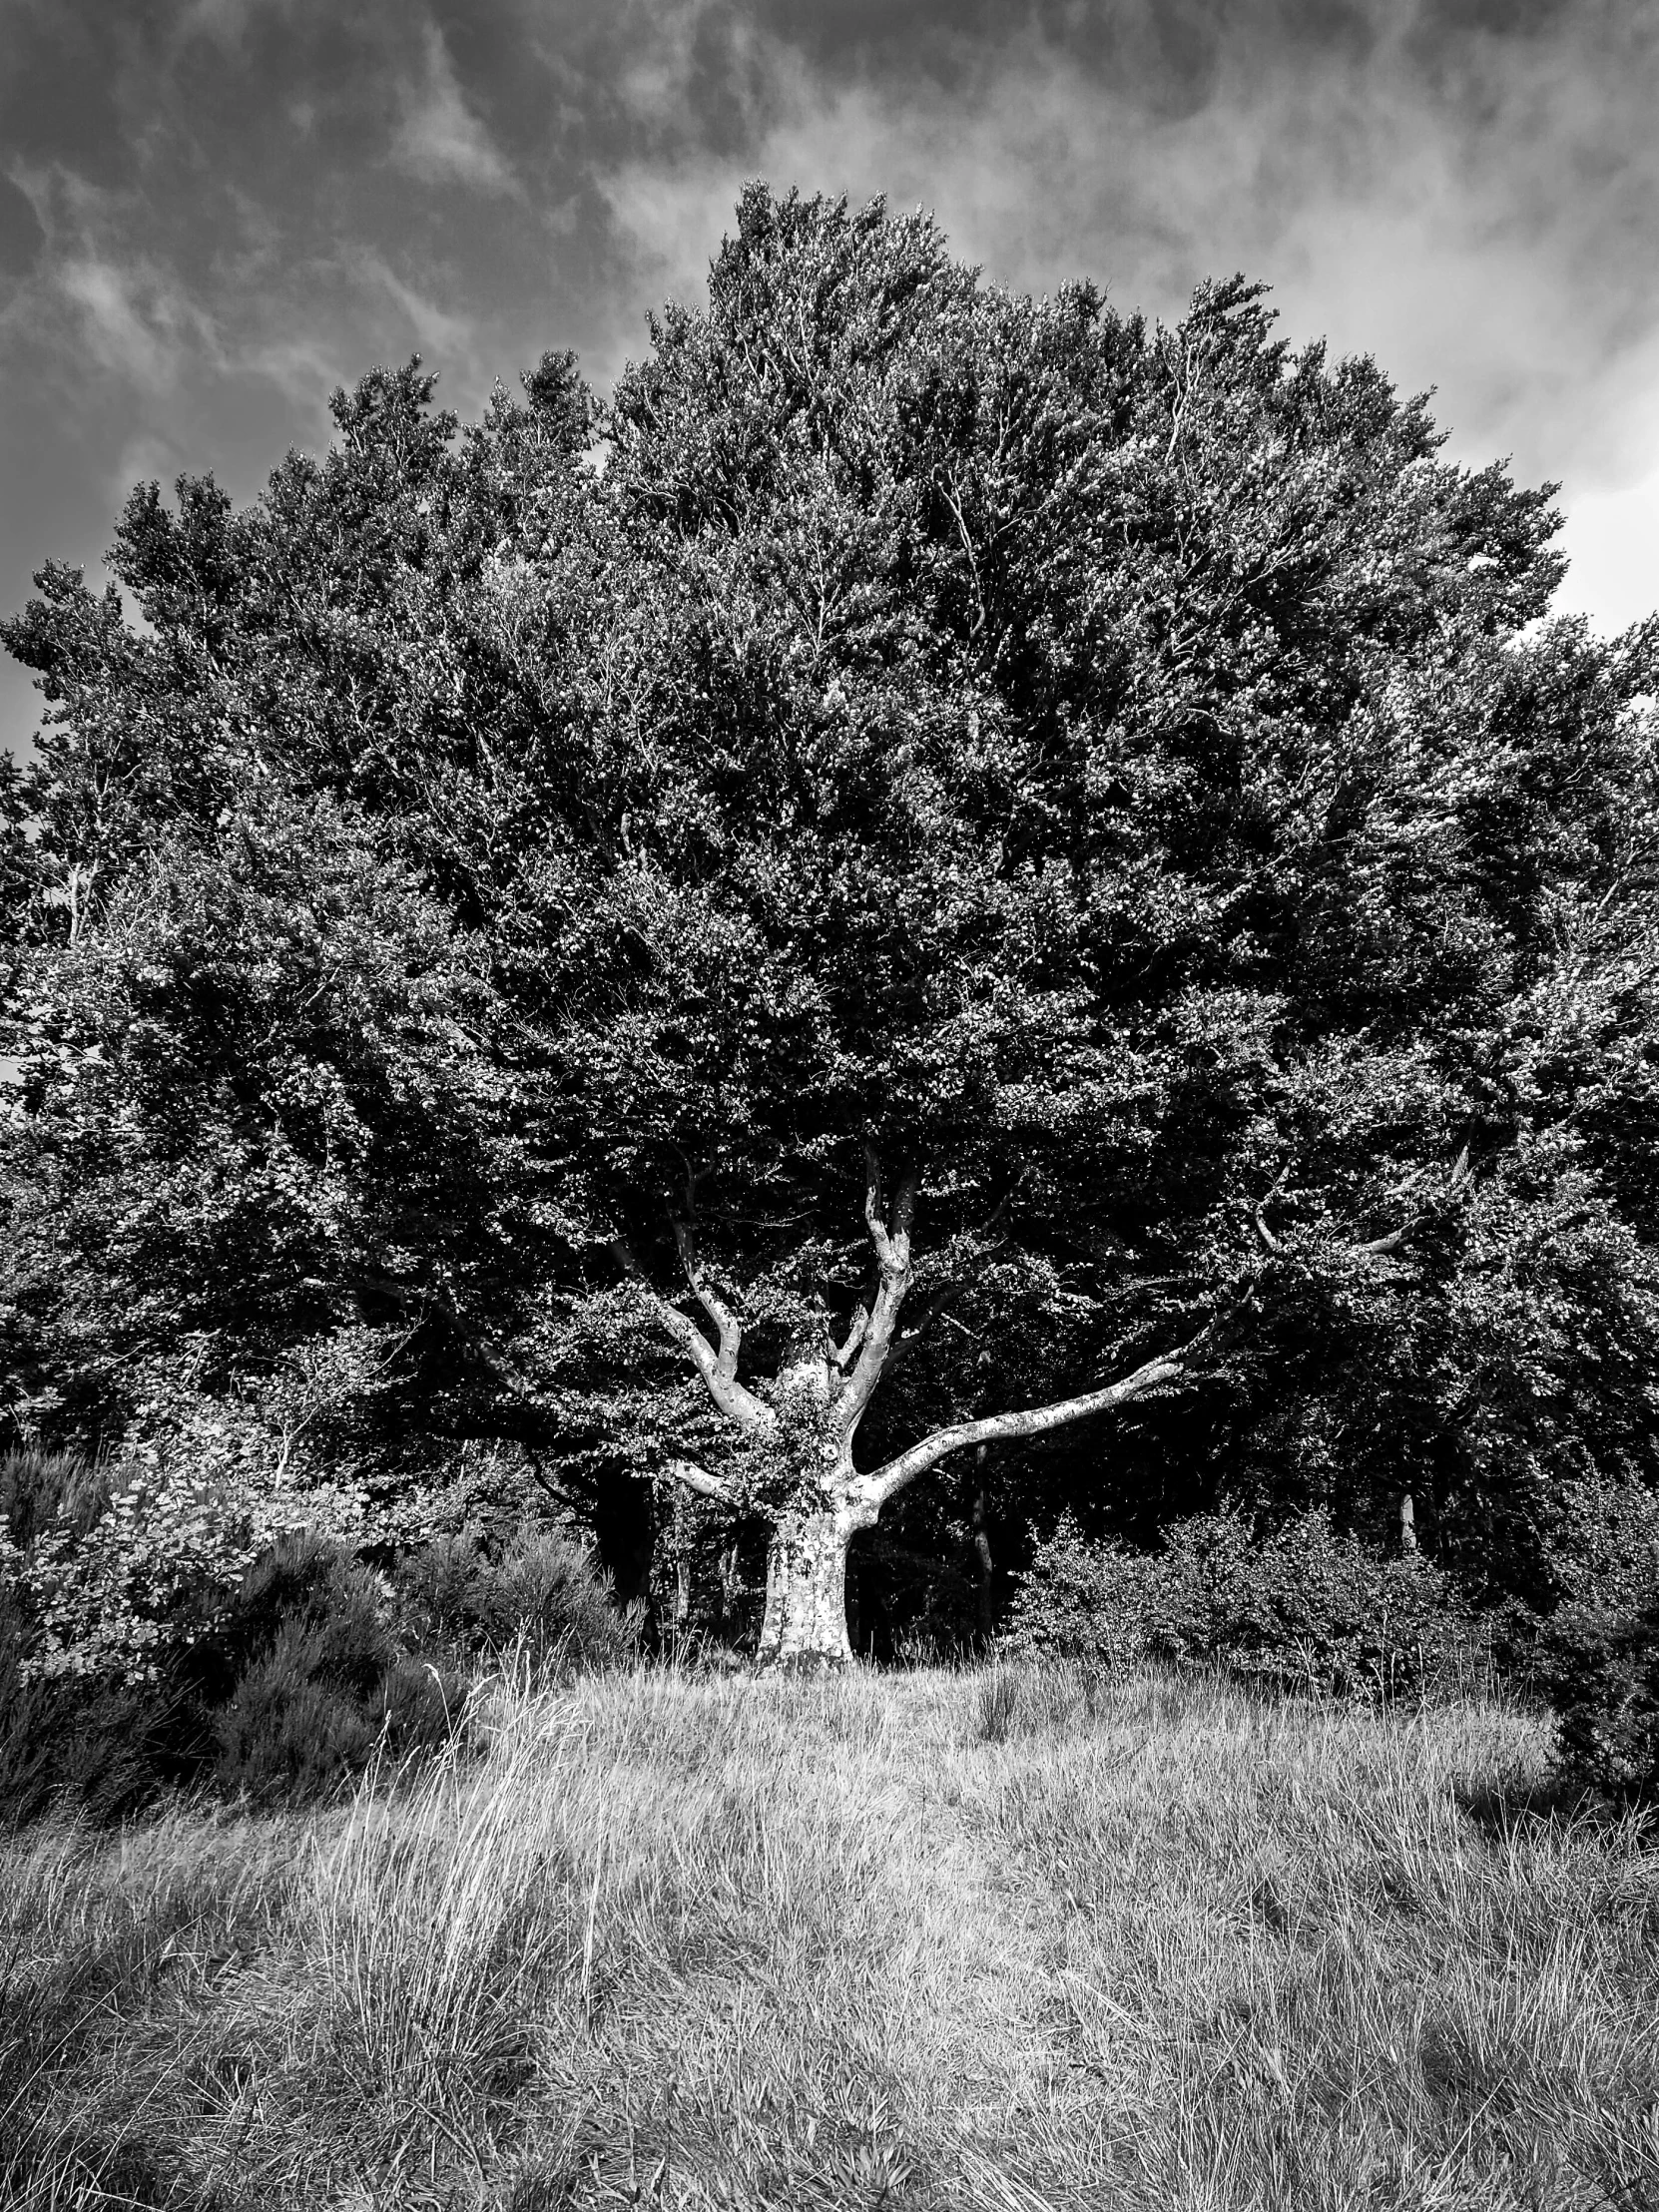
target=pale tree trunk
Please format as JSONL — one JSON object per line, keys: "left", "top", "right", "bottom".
{"left": 756, "top": 1504, "right": 865, "bottom": 1670}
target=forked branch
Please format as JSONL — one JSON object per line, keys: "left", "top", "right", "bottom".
{"left": 671, "top": 1216, "right": 743, "bottom": 1378}
{"left": 1249, "top": 1148, "right": 1474, "bottom": 1260}
{"left": 1355, "top": 1146, "right": 1472, "bottom": 1255}
{"left": 611, "top": 1236, "right": 775, "bottom": 1432}
{"left": 830, "top": 1302, "right": 871, "bottom": 1373}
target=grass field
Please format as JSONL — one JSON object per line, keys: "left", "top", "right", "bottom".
{"left": 4, "top": 1661, "right": 1658, "bottom": 2211}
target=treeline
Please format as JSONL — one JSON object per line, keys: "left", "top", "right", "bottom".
{"left": 1, "top": 190, "right": 1657, "bottom": 1741}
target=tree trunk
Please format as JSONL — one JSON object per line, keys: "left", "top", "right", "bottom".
{"left": 757, "top": 1506, "right": 857, "bottom": 1671}
{"left": 972, "top": 1468, "right": 995, "bottom": 1647}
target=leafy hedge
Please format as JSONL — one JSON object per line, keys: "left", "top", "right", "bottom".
{"left": 1005, "top": 1508, "right": 1477, "bottom": 1700}
{"left": 1536, "top": 1479, "right": 1659, "bottom": 1798}
{"left": 390, "top": 1524, "right": 637, "bottom": 1672}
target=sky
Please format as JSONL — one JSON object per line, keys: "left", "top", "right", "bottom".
{"left": 2, "top": 0, "right": 1657, "bottom": 762}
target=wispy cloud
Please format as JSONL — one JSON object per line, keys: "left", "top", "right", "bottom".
{"left": 352, "top": 250, "right": 487, "bottom": 381}
{"left": 3, "top": 0, "right": 1659, "bottom": 778}
{"left": 56, "top": 253, "right": 219, "bottom": 393}
{"left": 391, "top": 22, "right": 520, "bottom": 198}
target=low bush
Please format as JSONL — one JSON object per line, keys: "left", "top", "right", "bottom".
{"left": 197, "top": 1530, "right": 393, "bottom": 1702}
{"left": 1537, "top": 1478, "right": 1659, "bottom": 1798}
{"left": 2, "top": 1527, "right": 468, "bottom": 1821}
{"left": 0, "top": 1635, "right": 197, "bottom": 1829}
{"left": 1, "top": 1541, "right": 201, "bottom": 1827}
{"left": 208, "top": 1533, "right": 463, "bottom": 1804}
{"left": 392, "top": 1523, "right": 635, "bottom": 1672}
{"left": 998, "top": 1519, "right": 1163, "bottom": 1672}
{"left": 0, "top": 1497, "right": 630, "bottom": 1824}
{"left": 1006, "top": 1507, "right": 1476, "bottom": 1700}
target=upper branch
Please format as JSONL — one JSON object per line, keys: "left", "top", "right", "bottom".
{"left": 672, "top": 1217, "right": 744, "bottom": 1381}
{"left": 1354, "top": 1147, "right": 1472, "bottom": 1255}
{"left": 831, "top": 1149, "right": 917, "bottom": 1438}
{"left": 611, "top": 1236, "right": 775, "bottom": 1432}
{"left": 1248, "top": 1149, "right": 1474, "bottom": 1260}
{"left": 830, "top": 1302, "right": 871, "bottom": 1373}
{"left": 854, "top": 1343, "right": 1196, "bottom": 1513}
{"left": 1246, "top": 1167, "right": 1289, "bottom": 1253}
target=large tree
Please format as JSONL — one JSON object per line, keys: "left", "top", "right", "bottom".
{"left": 512, "top": 189, "right": 1658, "bottom": 1660}
{"left": 4, "top": 189, "right": 1656, "bottom": 1663}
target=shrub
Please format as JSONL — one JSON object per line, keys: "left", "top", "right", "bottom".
{"left": 6, "top": 1353, "right": 372, "bottom": 1688}
{"left": 392, "top": 1523, "right": 634, "bottom": 1671}
{"left": 1537, "top": 1478, "right": 1659, "bottom": 1798}
{"left": 1, "top": 1532, "right": 203, "bottom": 1826}
{"left": 999, "top": 1517, "right": 1164, "bottom": 1670}
{"left": 0, "top": 1634, "right": 196, "bottom": 1829}
{"left": 199, "top": 1530, "right": 392, "bottom": 1700}
{"left": 212, "top": 1624, "right": 386, "bottom": 1802}
{"left": 1007, "top": 1507, "right": 1474, "bottom": 1700}
{"left": 0, "top": 1448, "right": 110, "bottom": 1548}
{"left": 208, "top": 1532, "right": 463, "bottom": 1804}
{"left": 2, "top": 1514, "right": 468, "bottom": 1822}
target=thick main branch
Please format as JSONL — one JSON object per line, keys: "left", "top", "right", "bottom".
{"left": 831, "top": 1149, "right": 916, "bottom": 1440}
{"left": 612, "top": 1235, "right": 775, "bottom": 1432}
{"left": 854, "top": 1345, "right": 1193, "bottom": 1512}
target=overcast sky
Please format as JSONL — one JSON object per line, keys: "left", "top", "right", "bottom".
{"left": 2, "top": 0, "right": 1657, "bottom": 761}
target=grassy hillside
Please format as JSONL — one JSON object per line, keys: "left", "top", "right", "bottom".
{"left": 4, "top": 1663, "right": 1657, "bottom": 2210}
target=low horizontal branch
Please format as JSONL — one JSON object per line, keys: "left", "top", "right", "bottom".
{"left": 857, "top": 1345, "right": 1195, "bottom": 1511}
{"left": 664, "top": 1457, "right": 735, "bottom": 1503}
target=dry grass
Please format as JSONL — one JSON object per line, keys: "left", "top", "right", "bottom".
{"left": 4, "top": 1660, "right": 1657, "bottom": 2210}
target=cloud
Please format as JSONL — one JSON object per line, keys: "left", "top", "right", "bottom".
{"left": 239, "top": 329, "right": 352, "bottom": 411}
{"left": 0, "top": 174, "right": 46, "bottom": 282}
{"left": 56, "top": 254, "right": 219, "bottom": 393}
{"left": 1, "top": 0, "right": 1657, "bottom": 755}
{"left": 108, "top": 427, "right": 189, "bottom": 505}
{"left": 391, "top": 21, "right": 521, "bottom": 196}
{"left": 354, "top": 250, "right": 485, "bottom": 366}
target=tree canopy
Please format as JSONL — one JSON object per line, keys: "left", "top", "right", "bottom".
{"left": 4, "top": 187, "right": 1657, "bottom": 1657}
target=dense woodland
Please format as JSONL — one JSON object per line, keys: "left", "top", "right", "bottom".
{"left": 2, "top": 190, "right": 1657, "bottom": 1727}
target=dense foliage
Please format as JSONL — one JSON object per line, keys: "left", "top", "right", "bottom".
{"left": 1004, "top": 1509, "right": 1476, "bottom": 1700}
{"left": 2, "top": 188, "right": 1657, "bottom": 1688}
{"left": 1537, "top": 1479, "right": 1659, "bottom": 1796}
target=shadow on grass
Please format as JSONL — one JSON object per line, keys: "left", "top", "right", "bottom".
{"left": 1453, "top": 1770, "right": 1605, "bottom": 1845}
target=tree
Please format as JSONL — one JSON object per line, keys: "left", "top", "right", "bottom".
{"left": 3, "top": 188, "right": 1656, "bottom": 1667}
{"left": 0, "top": 363, "right": 576, "bottom": 1487}
{"left": 516, "top": 188, "right": 1658, "bottom": 1660}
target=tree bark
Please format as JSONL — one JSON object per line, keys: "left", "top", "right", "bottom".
{"left": 1399, "top": 1491, "right": 1418, "bottom": 1556}
{"left": 756, "top": 1505, "right": 863, "bottom": 1671}
{"left": 972, "top": 1457, "right": 994, "bottom": 1645}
